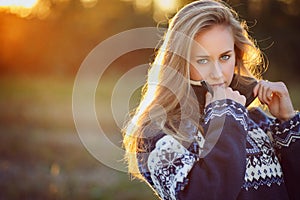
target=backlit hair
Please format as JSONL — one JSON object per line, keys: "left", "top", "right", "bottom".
{"left": 122, "top": 0, "right": 265, "bottom": 178}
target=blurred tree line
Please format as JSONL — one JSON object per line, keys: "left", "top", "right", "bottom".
{"left": 0, "top": 0, "right": 299, "bottom": 82}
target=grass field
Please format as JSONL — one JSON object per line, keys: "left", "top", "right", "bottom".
{"left": 0, "top": 75, "right": 299, "bottom": 199}
{"left": 0, "top": 76, "right": 157, "bottom": 200}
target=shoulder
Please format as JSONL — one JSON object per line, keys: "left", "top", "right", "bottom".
{"left": 137, "top": 123, "right": 201, "bottom": 199}
{"left": 147, "top": 134, "right": 199, "bottom": 199}
{"left": 138, "top": 119, "right": 199, "bottom": 152}
{"left": 137, "top": 123, "right": 166, "bottom": 153}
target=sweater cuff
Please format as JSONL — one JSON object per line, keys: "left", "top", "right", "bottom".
{"left": 204, "top": 99, "right": 249, "bottom": 132}
{"left": 271, "top": 111, "right": 300, "bottom": 148}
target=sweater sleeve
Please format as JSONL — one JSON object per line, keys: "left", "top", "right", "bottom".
{"left": 177, "top": 99, "right": 249, "bottom": 200}
{"left": 270, "top": 112, "right": 300, "bottom": 200}
{"left": 145, "top": 99, "right": 249, "bottom": 200}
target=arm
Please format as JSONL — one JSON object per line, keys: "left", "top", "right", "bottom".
{"left": 145, "top": 99, "right": 249, "bottom": 200}
{"left": 254, "top": 80, "right": 300, "bottom": 199}
{"left": 270, "top": 112, "right": 300, "bottom": 200}
{"left": 178, "top": 99, "right": 248, "bottom": 199}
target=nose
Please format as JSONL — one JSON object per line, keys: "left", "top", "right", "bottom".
{"left": 210, "top": 61, "right": 223, "bottom": 80}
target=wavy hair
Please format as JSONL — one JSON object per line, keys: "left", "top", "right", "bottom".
{"left": 122, "top": 0, "right": 265, "bottom": 178}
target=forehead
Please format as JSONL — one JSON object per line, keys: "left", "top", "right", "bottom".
{"left": 191, "top": 24, "right": 234, "bottom": 55}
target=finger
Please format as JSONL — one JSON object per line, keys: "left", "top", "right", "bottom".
{"left": 269, "top": 82, "right": 288, "bottom": 98}
{"left": 263, "top": 81, "right": 286, "bottom": 103}
{"left": 260, "top": 80, "right": 274, "bottom": 104}
{"left": 205, "top": 92, "right": 213, "bottom": 107}
{"left": 240, "top": 94, "right": 246, "bottom": 106}
{"left": 258, "top": 82, "right": 266, "bottom": 104}
{"left": 212, "top": 85, "right": 226, "bottom": 100}
{"left": 262, "top": 83, "right": 271, "bottom": 104}
{"left": 253, "top": 83, "right": 259, "bottom": 97}
{"left": 265, "top": 86, "right": 273, "bottom": 103}
{"left": 233, "top": 90, "right": 246, "bottom": 106}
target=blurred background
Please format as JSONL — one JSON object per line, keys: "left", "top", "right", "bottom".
{"left": 0, "top": 0, "right": 299, "bottom": 199}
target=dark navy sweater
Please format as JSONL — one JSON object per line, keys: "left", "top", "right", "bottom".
{"left": 136, "top": 98, "right": 300, "bottom": 200}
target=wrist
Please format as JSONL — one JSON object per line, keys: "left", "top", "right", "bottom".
{"left": 279, "top": 111, "right": 297, "bottom": 123}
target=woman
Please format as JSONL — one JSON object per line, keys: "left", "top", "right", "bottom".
{"left": 123, "top": 0, "right": 300, "bottom": 199}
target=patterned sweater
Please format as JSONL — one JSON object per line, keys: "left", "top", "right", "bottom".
{"left": 136, "top": 95, "right": 300, "bottom": 199}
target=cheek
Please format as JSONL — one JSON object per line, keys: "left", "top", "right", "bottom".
{"left": 190, "top": 65, "right": 203, "bottom": 80}
{"left": 224, "top": 59, "right": 236, "bottom": 82}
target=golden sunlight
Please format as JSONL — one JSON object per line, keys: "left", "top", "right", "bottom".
{"left": 153, "top": 0, "right": 179, "bottom": 22}
{"left": 154, "top": 0, "right": 178, "bottom": 12}
{"left": 80, "top": 0, "right": 98, "bottom": 8}
{"left": 0, "top": 0, "right": 39, "bottom": 18}
{"left": 134, "top": 0, "right": 152, "bottom": 13}
{"left": 0, "top": 0, "right": 38, "bottom": 8}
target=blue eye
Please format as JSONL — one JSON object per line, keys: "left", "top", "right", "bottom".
{"left": 197, "top": 59, "right": 208, "bottom": 64}
{"left": 220, "top": 55, "right": 230, "bottom": 61}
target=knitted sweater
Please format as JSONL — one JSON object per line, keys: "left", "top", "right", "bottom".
{"left": 136, "top": 90, "right": 300, "bottom": 199}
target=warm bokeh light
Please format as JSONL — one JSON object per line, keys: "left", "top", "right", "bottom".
{"left": 80, "top": 0, "right": 98, "bottom": 8}
{"left": 121, "top": 0, "right": 180, "bottom": 21}
{"left": 134, "top": 0, "right": 152, "bottom": 13}
{"left": 0, "top": 0, "right": 299, "bottom": 199}
{"left": 153, "top": 0, "right": 179, "bottom": 22}
{"left": 0, "top": 0, "right": 39, "bottom": 18}
{"left": 154, "top": 0, "right": 177, "bottom": 12}
{"left": 0, "top": 0, "right": 38, "bottom": 8}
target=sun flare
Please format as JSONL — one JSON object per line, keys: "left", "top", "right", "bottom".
{"left": 154, "top": 0, "right": 177, "bottom": 12}
{"left": 0, "top": 0, "right": 38, "bottom": 8}
{"left": 0, "top": 0, "right": 40, "bottom": 18}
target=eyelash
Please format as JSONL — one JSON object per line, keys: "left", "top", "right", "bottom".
{"left": 197, "top": 59, "right": 208, "bottom": 64}
{"left": 196, "top": 55, "right": 231, "bottom": 64}
{"left": 220, "top": 55, "right": 231, "bottom": 61}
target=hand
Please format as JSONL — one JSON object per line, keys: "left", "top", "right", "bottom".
{"left": 253, "top": 80, "right": 295, "bottom": 122}
{"left": 205, "top": 86, "right": 246, "bottom": 107}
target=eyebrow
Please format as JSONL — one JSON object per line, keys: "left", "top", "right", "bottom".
{"left": 195, "top": 50, "right": 233, "bottom": 58}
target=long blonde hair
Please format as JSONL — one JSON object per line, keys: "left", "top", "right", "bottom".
{"left": 123, "top": 0, "right": 265, "bottom": 178}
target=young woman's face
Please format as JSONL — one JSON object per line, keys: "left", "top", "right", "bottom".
{"left": 190, "top": 24, "right": 235, "bottom": 87}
